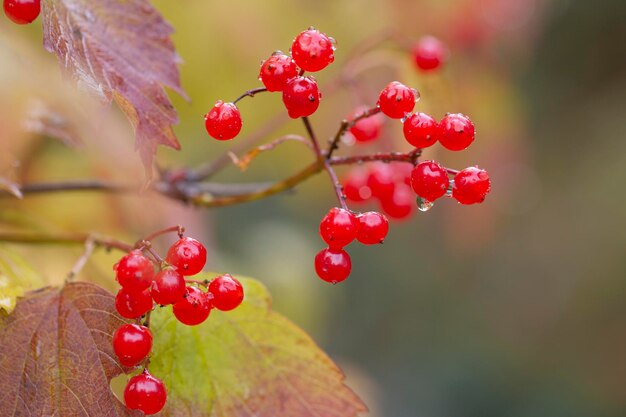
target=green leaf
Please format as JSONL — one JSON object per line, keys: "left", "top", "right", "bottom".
{"left": 0, "top": 245, "right": 44, "bottom": 313}
{"left": 150, "top": 276, "right": 368, "bottom": 417}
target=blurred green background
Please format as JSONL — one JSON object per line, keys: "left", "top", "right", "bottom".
{"left": 1, "top": 0, "right": 626, "bottom": 416}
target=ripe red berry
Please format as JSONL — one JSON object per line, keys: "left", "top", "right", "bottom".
{"left": 348, "top": 106, "right": 384, "bottom": 143}
{"left": 3, "top": 0, "right": 40, "bottom": 24}
{"left": 437, "top": 113, "right": 475, "bottom": 151}
{"left": 204, "top": 101, "right": 242, "bottom": 140}
{"left": 124, "top": 370, "right": 167, "bottom": 415}
{"left": 314, "top": 248, "right": 351, "bottom": 284}
{"left": 403, "top": 112, "right": 438, "bottom": 149}
{"left": 410, "top": 161, "right": 450, "bottom": 202}
{"left": 367, "top": 163, "right": 396, "bottom": 200}
{"left": 115, "top": 288, "right": 153, "bottom": 319}
{"left": 412, "top": 36, "right": 448, "bottom": 72}
{"left": 166, "top": 237, "right": 207, "bottom": 276}
{"left": 208, "top": 274, "right": 244, "bottom": 311}
{"left": 291, "top": 28, "right": 335, "bottom": 72}
{"left": 282, "top": 76, "right": 321, "bottom": 118}
{"left": 380, "top": 183, "right": 415, "bottom": 220}
{"left": 319, "top": 207, "right": 359, "bottom": 249}
{"left": 172, "top": 286, "right": 212, "bottom": 326}
{"left": 151, "top": 268, "right": 186, "bottom": 306}
{"left": 343, "top": 168, "right": 372, "bottom": 203}
{"left": 452, "top": 167, "right": 491, "bottom": 204}
{"left": 377, "top": 81, "right": 418, "bottom": 119}
{"left": 115, "top": 250, "right": 154, "bottom": 293}
{"left": 356, "top": 212, "right": 389, "bottom": 245}
{"left": 259, "top": 52, "right": 299, "bottom": 92}
{"left": 113, "top": 324, "right": 152, "bottom": 367}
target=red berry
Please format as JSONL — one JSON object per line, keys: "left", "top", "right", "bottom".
{"left": 367, "top": 163, "right": 396, "bottom": 200}
{"left": 452, "top": 167, "right": 491, "bottom": 204}
{"left": 282, "top": 76, "right": 321, "bottom": 118}
{"left": 115, "top": 288, "right": 153, "bottom": 319}
{"left": 113, "top": 324, "right": 152, "bottom": 367}
{"left": 208, "top": 274, "right": 244, "bottom": 311}
{"left": 343, "top": 168, "right": 372, "bottom": 203}
{"left": 314, "top": 248, "right": 351, "bottom": 284}
{"left": 403, "top": 112, "right": 438, "bottom": 148}
{"left": 377, "top": 81, "right": 418, "bottom": 119}
{"left": 356, "top": 212, "right": 389, "bottom": 245}
{"left": 166, "top": 237, "right": 207, "bottom": 276}
{"left": 172, "top": 286, "right": 212, "bottom": 326}
{"left": 410, "top": 161, "right": 450, "bottom": 202}
{"left": 3, "top": 0, "right": 39, "bottom": 24}
{"left": 291, "top": 28, "right": 335, "bottom": 72}
{"left": 380, "top": 183, "right": 415, "bottom": 220}
{"left": 204, "top": 101, "right": 242, "bottom": 140}
{"left": 412, "top": 36, "right": 448, "bottom": 72}
{"left": 115, "top": 250, "right": 154, "bottom": 293}
{"left": 259, "top": 52, "right": 298, "bottom": 92}
{"left": 151, "top": 268, "right": 186, "bottom": 306}
{"left": 319, "top": 207, "right": 359, "bottom": 249}
{"left": 124, "top": 371, "right": 167, "bottom": 415}
{"left": 437, "top": 113, "right": 475, "bottom": 151}
{"left": 348, "top": 106, "right": 384, "bottom": 143}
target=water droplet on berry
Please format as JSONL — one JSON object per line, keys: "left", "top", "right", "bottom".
{"left": 417, "top": 197, "right": 434, "bottom": 212}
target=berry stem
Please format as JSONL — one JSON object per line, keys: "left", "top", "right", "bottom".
{"left": 444, "top": 167, "right": 460, "bottom": 176}
{"left": 329, "top": 148, "right": 421, "bottom": 166}
{"left": 326, "top": 107, "right": 382, "bottom": 159}
{"left": 301, "top": 117, "right": 348, "bottom": 210}
{"left": 138, "top": 225, "right": 185, "bottom": 245}
{"left": 232, "top": 87, "right": 268, "bottom": 104}
{"left": 65, "top": 237, "right": 96, "bottom": 282}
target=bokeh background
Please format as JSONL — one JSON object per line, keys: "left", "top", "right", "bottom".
{"left": 1, "top": 0, "right": 626, "bottom": 416}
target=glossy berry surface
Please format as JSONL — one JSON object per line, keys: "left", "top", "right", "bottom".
{"left": 411, "top": 161, "right": 450, "bottom": 202}
{"left": 377, "top": 81, "right": 418, "bottom": 119}
{"left": 151, "top": 268, "right": 186, "bottom": 306}
{"left": 348, "top": 106, "right": 384, "bottom": 143}
{"left": 403, "top": 112, "right": 438, "bottom": 149}
{"left": 113, "top": 324, "right": 152, "bottom": 367}
{"left": 319, "top": 207, "right": 359, "bottom": 249}
{"left": 115, "top": 250, "right": 154, "bottom": 293}
{"left": 343, "top": 168, "right": 371, "bottom": 203}
{"left": 3, "top": 0, "right": 40, "bottom": 24}
{"left": 208, "top": 274, "right": 244, "bottom": 311}
{"left": 314, "top": 248, "right": 351, "bottom": 283}
{"left": 356, "top": 212, "right": 389, "bottom": 245}
{"left": 124, "top": 371, "right": 167, "bottom": 415}
{"left": 412, "top": 36, "right": 448, "bottom": 72}
{"left": 437, "top": 113, "right": 475, "bottom": 151}
{"left": 115, "top": 288, "right": 153, "bottom": 319}
{"left": 205, "top": 101, "right": 242, "bottom": 140}
{"left": 173, "top": 286, "right": 212, "bottom": 326}
{"left": 166, "top": 237, "right": 207, "bottom": 276}
{"left": 291, "top": 28, "right": 335, "bottom": 72}
{"left": 452, "top": 167, "right": 491, "bottom": 204}
{"left": 380, "top": 183, "right": 415, "bottom": 220}
{"left": 259, "top": 52, "right": 298, "bottom": 92}
{"left": 282, "top": 76, "right": 321, "bottom": 118}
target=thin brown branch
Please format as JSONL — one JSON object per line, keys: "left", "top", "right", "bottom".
{"left": 0, "top": 232, "right": 134, "bottom": 252}
{"left": 232, "top": 87, "right": 268, "bottom": 104}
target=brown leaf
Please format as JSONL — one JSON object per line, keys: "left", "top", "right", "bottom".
{"left": 41, "top": 0, "right": 187, "bottom": 176}
{"left": 0, "top": 283, "right": 141, "bottom": 417}
{"left": 23, "top": 99, "right": 83, "bottom": 147}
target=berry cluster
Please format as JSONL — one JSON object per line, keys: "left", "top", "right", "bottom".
{"left": 204, "top": 27, "right": 335, "bottom": 140}
{"left": 3, "top": 0, "right": 39, "bottom": 24}
{"left": 315, "top": 208, "right": 389, "bottom": 284}
{"left": 199, "top": 28, "right": 490, "bottom": 284}
{"left": 112, "top": 234, "right": 244, "bottom": 415}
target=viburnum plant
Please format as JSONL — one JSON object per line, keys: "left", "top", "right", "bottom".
{"left": 0, "top": 1, "right": 490, "bottom": 416}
